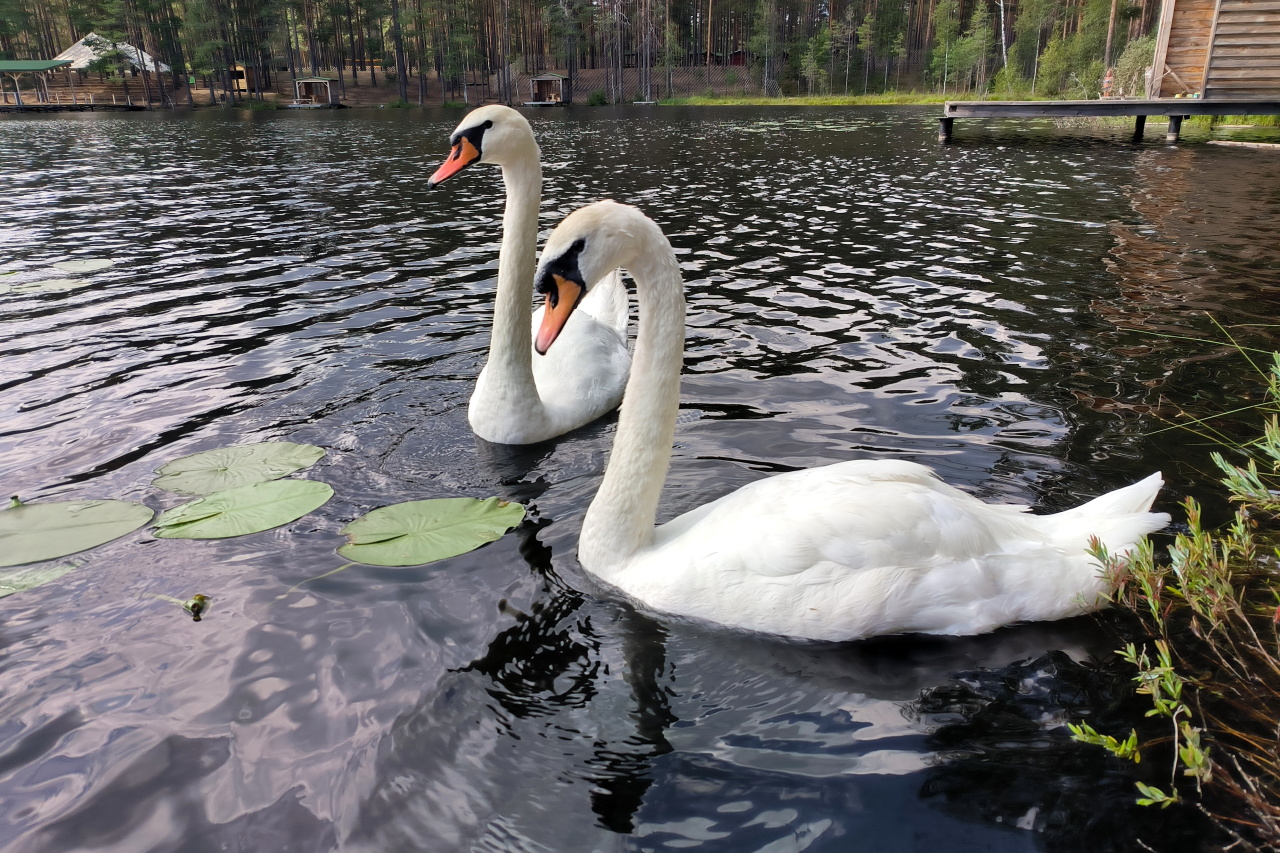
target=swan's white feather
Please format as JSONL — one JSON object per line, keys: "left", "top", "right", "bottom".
{"left": 626, "top": 463, "right": 1166, "bottom": 640}
{"left": 527, "top": 270, "right": 629, "bottom": 427}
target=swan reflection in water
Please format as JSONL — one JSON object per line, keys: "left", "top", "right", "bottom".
{"left": 349, "top": 521, "right": 1209, "bottom": 852}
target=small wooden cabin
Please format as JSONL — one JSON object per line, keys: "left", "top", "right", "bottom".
{"left": 290, "top": 76, "right": 339, "bottom": 107}
{"left": 528, "top": 73, "right": 567, "bottom": 104}
{"left": 1149, "top": 0, "right": 1280, "bottom": 98}
{"left": 229, "top": 62, "right": 256, "bottom": 94}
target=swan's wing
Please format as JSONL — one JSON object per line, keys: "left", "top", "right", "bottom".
{"left": 653, "top": 459, "right": 1038, "bottom": 578}
{"left": 639, "top": 459, "right": 1167, "bottom": 638}
{"left": 576, "top": 268, "right": 629, "bottom": 338}
{"left": 530, "top": 297, "right": 630, "bottom": 427}
{"left": 638, "top": 459, "right": 1094, "bottom": 638}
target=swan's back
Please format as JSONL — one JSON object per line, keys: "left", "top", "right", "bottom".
{"left": 614, "top": 461, "right": 1168, "bottom": 641}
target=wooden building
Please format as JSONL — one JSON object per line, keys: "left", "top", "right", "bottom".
{"left": 0, "top": 60, "right": 72, "bottom": 106}
{"left": 1149, "top": 0, "right": 1280, "bottom": 98}
{"left": 527, "top": 73, "right": 568, "bottom": 105}
{"left": 288, "top": 76, "right": 340, "bottom": 108}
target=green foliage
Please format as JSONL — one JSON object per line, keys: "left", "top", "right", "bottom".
{"left": 1032, "top": 0, "right": 1110, "bottom": 95}
{"left": 800, "top": 27, "right": 830, "bottom": 95}
{"left": 152, "top": 442, "right": 326, "bottom": 495}
{"left": 0, "top": 562, "right": 81, "bottom": 598}
{"left": 338, "top": 497, "right": 525, "bottom": 566}
{"left": 930, "top": 0, "right": 963, "bottom": 90}
{"left": 588, "top": 88, "right": 608, "bottom": 105}
{"left": 1072, "top": 350, "right": 1280, "bottom": 842}
{"left": 1009, "top": 0, "right": 1057, "bottom": 83}
{"left": 989, "top": 65, "right": 1034, "bottom": 99}
{"left": 1113, "top": 34, "right": 1155, "bottom": 98}
{"left": 153, "top": 480, "right": 334, "bottom": 539}
{"left": 0, "top": 0, "right": 1165, "bottom": 103}
{"left": 0, "top": 498, "right": 153, "bottom": 568}
{"left": 1067, "top": 721, "right": 1141, "bottom": 762}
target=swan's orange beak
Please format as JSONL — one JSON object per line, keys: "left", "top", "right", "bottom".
{"left": 428, "top": 137, "right": 481, "bottom": 186}
{"left": 534, "top": 275, "right": 584, "bottom": 354}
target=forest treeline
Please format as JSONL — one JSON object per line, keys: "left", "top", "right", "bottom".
{"left": 0, "top": 0, "right": 1161, "bottom": 105}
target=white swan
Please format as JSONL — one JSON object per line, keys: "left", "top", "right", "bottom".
{"left": 533, "top": 200, "right": 1170, "bottom": 642}
{"left": 429, "top": 105, "right": 630, "bottom": 445}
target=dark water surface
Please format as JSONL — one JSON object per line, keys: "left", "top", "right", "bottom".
{"left": 2, "top": 106, "right": 1279, "bottom": 852}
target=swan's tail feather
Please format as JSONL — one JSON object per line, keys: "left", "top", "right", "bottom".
{"left": 1050, "top": 472, "right": 1170, "bottom": 555}
{"left": 580, "top": 268, "right": 630, "bottom": 338}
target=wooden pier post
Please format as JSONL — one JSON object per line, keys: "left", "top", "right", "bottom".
{"left": 1166, "top": 114, "right": 1184, "bottom": 143}
{"left": 938, "top": 116, "right": 953, "bottom": 143}
{"left": 1133, "top": 114, "right": 1146, "bottom": 141}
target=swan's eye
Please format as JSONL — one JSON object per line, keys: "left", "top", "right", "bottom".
{"left": 537, "top": 242, "right": 587, "bottom": 303}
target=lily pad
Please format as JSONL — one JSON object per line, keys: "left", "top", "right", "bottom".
{"left": 2, "top": 278, "right": 90, "bottom": 294}
{"left": 52, "top": 259, "right": 114, "bottom": 273}
{"left": 153, "top": 479, "right": 334, "bottom": 539}
{"left": 339, "top": 497, "right": 525, "bottom": 567}
{"left": 0, "top": 499, "right": 154, "bottom": 567}
{"left": 153, "top": 442, "right": 326, "bottom": 495}
{"left": 0, "top": 563, "right": 80, "bottom": 598}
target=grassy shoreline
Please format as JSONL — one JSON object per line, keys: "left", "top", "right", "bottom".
{"left": 658, "top": 92, "right": 949, "bottom": 106}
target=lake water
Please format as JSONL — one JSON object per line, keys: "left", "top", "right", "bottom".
{"left": 2, "top": 105, "right": 1278, "bottom": 852}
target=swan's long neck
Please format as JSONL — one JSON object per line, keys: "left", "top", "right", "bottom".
{"left": 578, "top": 226, "right": 685, "bottom": 572}
{"left": 484, "top": 154, "right": 542, "bottom": 399}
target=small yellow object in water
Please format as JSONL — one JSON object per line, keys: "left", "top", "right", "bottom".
{"left": 183, "top": 594, "right": 211, "bottom": 622}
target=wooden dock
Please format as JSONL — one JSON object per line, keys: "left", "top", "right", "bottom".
{"left": 939, "top": 98, "right": 1280, "bottom": 142}
{"left": 0, "top": 102, "right": 146, "bottom": 113}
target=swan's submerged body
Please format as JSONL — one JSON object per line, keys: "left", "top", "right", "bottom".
{"left": 534, "top": 201, "right": 1170, "bottom": 642}
{"left": 430, "top": 105, "right": 630, "bottom": 445}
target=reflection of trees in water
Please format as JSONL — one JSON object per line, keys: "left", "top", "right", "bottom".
{"left": 1077, "top": 148, "right": 1280, "bottom": 437}
{"left": 909, "top": 648, "right": 1222, "bottom": 852}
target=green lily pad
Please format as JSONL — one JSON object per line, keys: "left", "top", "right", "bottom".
{"left": 153, "top": 442, "right": 326, "bottom": 495}
{"left": 0, "top": 499, "right": 154, "bottom": 567}
{"left": 2, "top": 278, "right": 90, "bottom": 294}
{"left": 52, "top": 259, "right": 114, "bottom": 273}
{"left": 153, "top": 480, "right": 334, "bottom": 539}
{"left": 338, "top": 497, "right": 525, "bottom": 567}
{"left": 0, "top": 563, "right": 80, "bottom": 598}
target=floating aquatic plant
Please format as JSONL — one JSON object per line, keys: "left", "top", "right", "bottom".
{"left": 338, "top": 497, "right": 525, "bottom": 566}
{"left": 0, "top": 562, "right": 80, "bottom": 598}
{"left": 153, "top": 441, "right": 326, "bottom": 495}
{"left": 153, "top": 480, "right": 334, "bottom": 539}
{"left": 51, "top": 259, "right": 114, "bottom": 273}
{"left": 0, "top": 497, "right": 154, "bottom": 568}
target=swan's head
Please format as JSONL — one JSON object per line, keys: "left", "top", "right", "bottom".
{"left": 428, "top": 105, "right": 538, "bottom": 186}
{"left": 534, "top": 201, "right": 655, "bottom": 354}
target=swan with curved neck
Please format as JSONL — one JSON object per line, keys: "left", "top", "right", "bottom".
{"left": 534, "top": 201, "right": 1170, "bottom": 641}
{"left": 429, "top": 105, "right": 629, "bottom": 445}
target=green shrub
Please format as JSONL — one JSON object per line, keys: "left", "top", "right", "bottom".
{"left": 588, "top": 89, "right": 608, "bottom": 105}
{"left": 1074, "top": 351, "right": 1280, "bottom": 846}
{"left": 1113, "top": 34, "right": 1154, "bottom": 98}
